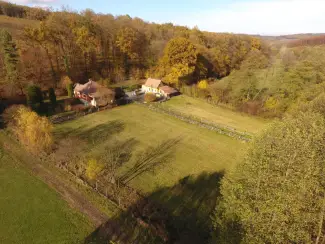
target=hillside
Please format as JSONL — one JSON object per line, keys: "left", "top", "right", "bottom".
{"left": 0, "top": 15, "right": 38, "bottom": 38}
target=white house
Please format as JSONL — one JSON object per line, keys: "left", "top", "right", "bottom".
{"left": 142, "top": 78, "right": 163, "bottom": 94}
{"left": 142, "top": 78, "right": 179, "bottom": 98}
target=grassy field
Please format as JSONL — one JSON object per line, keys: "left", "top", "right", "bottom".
{"left": 162, "top": 95, "right": 269, "bottom": 134}
{"left": 0, "top": 151, "right": 93, "bottom": 244}
{"left": 54, "top": 104, "right": 248, "bottom": 194}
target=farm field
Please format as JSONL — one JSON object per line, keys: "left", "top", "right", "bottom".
{"left": 0, "top": 151, "right": 93, "bottom": 244}
{"left": 54, "top": 104, "right": 248, "bottom": 194}
{"left": 162, "top": 95, "right": 269, "bottom": 134}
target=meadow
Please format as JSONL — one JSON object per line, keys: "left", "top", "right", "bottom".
{"left": 162, "top": 95, "right": 269, "bottom": 134}
{"left": 0, "top": 150, "right": 93, "bottom": 244}
{"left": 54, "top": 104, "right": 249, "bottom": 194}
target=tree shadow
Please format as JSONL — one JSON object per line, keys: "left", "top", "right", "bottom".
{"left": 54, "top": 120, "right": 125, "bottom": 144}
{"left": 84, "top": 171, "right": 224, "bottom": 244}
{"left": 120, "top": 137, "right": 182, "bottom": 184}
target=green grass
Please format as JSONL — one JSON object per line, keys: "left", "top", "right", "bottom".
{"left": 162, "top": 95, "right": 269, "bottom": 134}
{"left": 0, "top": 152, "right": 93, "bottom": 244}
{"left": 54, "top": 104, "right": 247, "bottom": 194}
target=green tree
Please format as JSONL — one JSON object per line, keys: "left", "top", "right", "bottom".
{"left": 0, "top": 29, "right": 20, "bottom": 92}
{"left": 48, "top": 88, "right": 56, "bottom": 107}
{"left": 27, "top": 85, "right": 43, "bottom": 107}
{"left": 214, "top": 112, "right": 325, "bottom": 243}
{"left": 66, "top": 83, "right": 73, "bottom": 98}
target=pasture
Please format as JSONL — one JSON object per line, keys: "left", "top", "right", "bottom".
{"left": 54, "top": 104, "right": 248, "bottom": 194}
{"left": 0, "top": 151, "right": 92, "bottom": 244}
{"left": 162, "top": 95, "right": 268, "bottom": 134}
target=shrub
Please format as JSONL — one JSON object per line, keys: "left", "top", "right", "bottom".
{"left": 48, "top": 88, "right": 56, "bottom": 106}
{"left": 7, "top": 105, "right": 53, "bottom": 153}
{"left": 86, "top": 159, "right": 104, "bottom": 180}
{"left": 144, "top": 93, "right": 157, "bottom": 103}
{"left": 197, "top": 79, "right": 208, "bottom": 89}
{"left": 66, "top": 83, "right": 74, "bottom": 98}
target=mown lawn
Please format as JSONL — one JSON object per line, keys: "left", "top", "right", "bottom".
{"left": 54, "top": 104, "right": 248, "bottom": 194}
{"left": 0, "top": 151, "right": 93, "bottom": 244}
{"left": 162, "top": 95, "right": 269, "bottom": 134}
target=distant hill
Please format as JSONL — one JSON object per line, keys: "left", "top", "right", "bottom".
{"left": 259, "top": 33, "right": 325, "bottom": 46}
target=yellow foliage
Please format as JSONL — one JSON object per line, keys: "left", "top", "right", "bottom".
{"left": 12, "top": 106, "right": 53, "bottom": 153}
{"left": 264, "top": 97, "right": 278, "bottom": 110}
{"left": 86, "top": 159, "right": 104, "bottom": 180}
{"left": 164, "top": 64, "right": 195, "bottom": 86}
{"left": 197, "top": 80, "right": 208, "bottom": 89}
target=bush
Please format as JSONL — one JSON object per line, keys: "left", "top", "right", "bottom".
{"left": 6, "top": 105, "right": 53, "bottom": 153}
{"left": 144, "top": 93, "right": 157, "bottom": 103}
{"left": 197, "top": 79, "right": 208, "bottom": 89}
{"left": 48, "top": 88, "right": 56, "bottom": 106}
{"left": 66, "top": 83, "right": 74, "bottom": 98}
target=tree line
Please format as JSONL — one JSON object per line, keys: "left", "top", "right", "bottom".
{"left": 0, "top": 5, "right": 264, "bottom": 101}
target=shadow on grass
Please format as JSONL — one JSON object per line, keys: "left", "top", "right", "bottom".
{"left": 85, "top": 171, "right": 224, "bottom": 244}
{"left": 54, "top": 120, "right": 125, "bottom": 144}
{"left": 120, "top": 137, "right": 182, "bottom": 184}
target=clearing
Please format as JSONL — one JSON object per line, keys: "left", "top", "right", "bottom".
{"left": 162, "top": 95, "right": 269, "bottom": 134}
{"left": 0, "top": 149, "right": 93, "bottom": 244}
{"left": 54, "top": 104, "right": 248, "bottom": 194}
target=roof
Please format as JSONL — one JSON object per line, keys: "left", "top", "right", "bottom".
{"left": 159, "top": 86, "right": 178, "bottom": 95}
{"left": 144, "top": 78, "right": 162, "bottom": 89}
{"left": 74, "top": 80, "right": 99, "bottom": 95}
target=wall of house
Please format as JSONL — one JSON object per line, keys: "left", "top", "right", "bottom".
{"left": 142, "top": 85, "right": 160, "bottom": 94}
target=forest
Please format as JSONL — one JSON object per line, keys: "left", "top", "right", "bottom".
{"left": 1, "top": 1, "right": 325, "bottom": 118}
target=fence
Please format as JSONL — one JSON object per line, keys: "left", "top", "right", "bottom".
{"left": 139, "top": 102, "right": 252, "bottom": 142}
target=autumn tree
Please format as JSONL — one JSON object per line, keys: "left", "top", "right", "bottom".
{"left": 160, "top": 37, "right": 197, "bottom": 86}
{"left": 7, "top": 105, "right": 53, "bottom": 153}
{"left": 73, "top": 25, "right": 97, "bottom": 78}
{"left": 24, "top": 22, "right": 58, "bottom": 86}
{"left": 116, "top": 27, "right": 147, "bottom": 61}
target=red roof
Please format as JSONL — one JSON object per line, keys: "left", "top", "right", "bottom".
{"left": 159, "top": 86, "right": 178, "bottom": 95}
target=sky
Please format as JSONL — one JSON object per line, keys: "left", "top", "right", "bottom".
{"left": 4, "top": 0, "right": 325, "bottom": 35}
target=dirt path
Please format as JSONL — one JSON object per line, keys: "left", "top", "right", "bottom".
{"left": 1, "top": 133, "right": 109, "bottom": 227}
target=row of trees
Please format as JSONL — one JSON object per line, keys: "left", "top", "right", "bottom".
{"left": 0, "top": 1, "right": 49, "bottom": 20}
